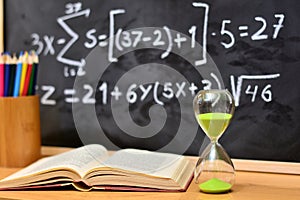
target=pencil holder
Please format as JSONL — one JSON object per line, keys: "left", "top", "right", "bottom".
{"left": 0, "top": 95, "right": 41, "bottom": 167}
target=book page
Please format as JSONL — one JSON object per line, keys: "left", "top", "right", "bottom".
{"left": 1, "top": 144, "right": 109, "bottom": 182}
{"left": 103, "top": 149, "right": 184, "bottom": 178}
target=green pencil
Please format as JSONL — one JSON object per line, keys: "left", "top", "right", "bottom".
{"left": 28, "top": 52, "right": 38, "bottom": 95}
{"left": 28, "top": 61, "right": 36, "bottom": 95}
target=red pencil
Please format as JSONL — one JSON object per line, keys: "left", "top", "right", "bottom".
{"left": 22, "top": 55, "right": 33, "bottom": 96}
{"left": 0, "top": 55, "right": 4, "bottom": 97}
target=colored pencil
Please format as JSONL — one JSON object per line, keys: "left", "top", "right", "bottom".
{"left": 8, "top": 55, "right": 17, "bottom": 96}
{"left": 4, "top": 54, "right": 11, "bottom": 97}
{"left": 31, "top": 53, "right": 39, "bottom": 95}
{"left": 28, "top": 52, "right": 36, "bottom": 96}
{"left": 19, "top": 51, "right": 28, "bottom": 96}
{"left": 22, "top": 55, "right": 33, "bottom": 96}
{"left": 13, "top": 52, "right": 23, "bottom": 97}
{"left": 28, "top": 63, "right": 35, "bottom": 96}
{"left": 0, "top": 51, "right": 39, "bottom": 97}
{"left": 0, "top": 55, "right": 4, "bottom": 97}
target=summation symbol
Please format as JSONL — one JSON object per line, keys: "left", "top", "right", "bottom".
{"left": 57, "top": 9, "right": 91, "bottom": 68}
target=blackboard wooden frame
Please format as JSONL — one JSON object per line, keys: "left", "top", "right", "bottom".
{"left": 1, "top": 0, "right": 300, "bottom": 174}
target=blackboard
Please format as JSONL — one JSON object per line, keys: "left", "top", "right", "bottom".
{"left": 4, "top": 0, "right": 300, "bottom": 162}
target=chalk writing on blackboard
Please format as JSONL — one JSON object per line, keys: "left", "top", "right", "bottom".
{"left": 30, "top": 3, "right": 285, "bottom": 68}
{"left": 31, "top": 3, "right": 208, "bottom": 67}
{"left": 6, "top": 0, "right": 300, "bottom": 161}
{"left": 27, "top": 2, "right": 285, "bottom": 109}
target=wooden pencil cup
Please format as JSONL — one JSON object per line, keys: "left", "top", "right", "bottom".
{"left": 0, "top": 95, "right": 41, "bottom": 168}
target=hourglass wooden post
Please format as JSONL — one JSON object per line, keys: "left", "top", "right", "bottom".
{"left": 193, "top": 89, "right": 235, "bottom": 193}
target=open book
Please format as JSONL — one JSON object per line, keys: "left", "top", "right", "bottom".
{"left": 0, "top": 144, "right": 195, "bottom": 191}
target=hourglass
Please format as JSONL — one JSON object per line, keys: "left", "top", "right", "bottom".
{"left": 193, "top": 89, "right": 235, "bottom": 193}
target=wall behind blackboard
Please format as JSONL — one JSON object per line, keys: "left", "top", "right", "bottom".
{"left": 4, "top": 0, "right": 300, "bottom": 162}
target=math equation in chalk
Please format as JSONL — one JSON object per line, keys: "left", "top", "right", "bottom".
{"left": 27, "top": 2, "right": 284, "bottom": 107}
{"left": 30, "top": 2, "right": 285, "bottom": 68}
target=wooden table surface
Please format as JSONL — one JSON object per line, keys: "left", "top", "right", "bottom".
{"left": 0, "top": 146, "right": 300, "bottom": 200}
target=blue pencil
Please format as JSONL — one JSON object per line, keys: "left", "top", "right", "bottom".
{"left": 13, "top": 52, "right": 23, "bottom": 97}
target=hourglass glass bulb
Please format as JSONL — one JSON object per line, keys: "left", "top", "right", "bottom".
{"left": 193, "top": 89, "right": 235, "bottom": 193}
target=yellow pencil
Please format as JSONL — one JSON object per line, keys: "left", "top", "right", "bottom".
{"left": 19, "top": 51, "right": 28, "bottom": 95}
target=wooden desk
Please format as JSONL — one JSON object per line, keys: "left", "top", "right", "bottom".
{"left": 0, "top": 147, "right": 300, "bottom": 200}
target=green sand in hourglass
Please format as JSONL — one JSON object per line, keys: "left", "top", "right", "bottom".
{"left": 193, "top": 90, "right": 235, "bottom": 194}
{"left": 196, "top": 113, "right": 232, "bottom": 140}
